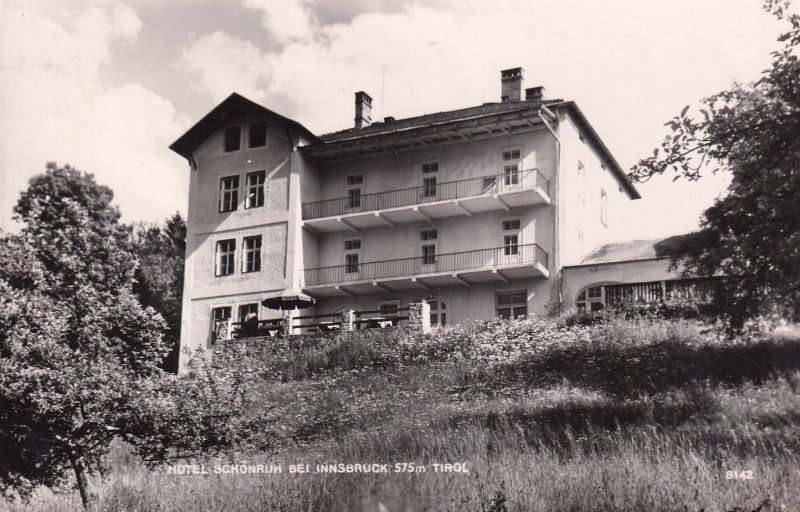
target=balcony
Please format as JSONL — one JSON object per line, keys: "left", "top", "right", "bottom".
{"left": 302, "top": 169, "right": 550, "bottom": 233}
{"left": 302, "top": 243, "right": 549, "bottom": 297}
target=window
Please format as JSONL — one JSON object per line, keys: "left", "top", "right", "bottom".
{"left": 245, "top": 171, "right": 266, "bottom": 209}
{"left": 215, "top": 239, "right": 236, "bottom": 276}
{"left": 422, "top": 176, "right": 437, "bottom": 198}
{"left": 421, "top": 162, "right": 439, "bottom": 198}
{"left": 501, "top": 219, "right": 521, "bottom": 256}
{"left": 238, "top": 303, "right": 259, "bottom": 323}
{"left": 219, "top": 176, "right": 239, "bottom": 212}
{"left": 420, "top": 228, "right": 437, "bottom": 265}
{"left": 496, "top": 291, "right": 527, "bottom": 319}
{"left": 502, "top": 149, "right": 521, "bottom": 187}
{"left": 224, "top": 127, "right": 241, "bottom": 152}
{"left": 600, "top": 188, "right": 608, "bottom": 226}
{"left": 347, "top": 174, "right": 363, "bottom": 209}
{"left": 211, "top": 306, "right": 232, "bottom": 341}
{"left": 421, "top": 162, "right": 439, "bottom": 174}
{"left": 577, "top": 161, "right": 586, "bottom": 201}
{"left": 577, "top": 286, "right": 604, "bottom": 312}
{"left": 378, "top": 300, "right": 400, "bottom": 316}
{"left": 429, "top": 299, "right": 447, "bottom": 326}
{"left": 243, "top": 235, "right": 262, "bottom": 273}
{"left": 249, "top": 122, "right": 267, "bottom": 148}
{"left": 344, "top": 238, "right": 362, "bottom": 274}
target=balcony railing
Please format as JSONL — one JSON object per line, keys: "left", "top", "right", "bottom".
{"left": 302, "top": 169, "right": 549, "bottom": 220}
{"left": 303, "top": 243, "right": 548, "bottom": 287}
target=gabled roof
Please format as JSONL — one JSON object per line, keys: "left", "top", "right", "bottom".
{"left": 576, "top": 234, "right": 695, "bottom": 266}
{"left": 169, "top": 93, "right": 320, "bottom": 161}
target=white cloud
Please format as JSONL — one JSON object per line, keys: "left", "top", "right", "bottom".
{"left": 243, "top": 0, "right": 317, "bottom": 45}
{"left": 0, "top": 0, "right": 188, "bottom": 230}
{"left": 179, "top": 31, "right": 272, "bottom": 104}
{"left": 176, "top": 0, "right": 782, "bottom": 240}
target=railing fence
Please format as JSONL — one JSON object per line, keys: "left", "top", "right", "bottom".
{"left": 302, "top": 169, "right": 549, "bottom": 219}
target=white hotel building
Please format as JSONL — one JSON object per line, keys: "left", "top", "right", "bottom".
{"left": 170, "top": 67, "right": 686, "bottom": 365}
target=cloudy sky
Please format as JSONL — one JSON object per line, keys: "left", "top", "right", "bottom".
{"left": 0, "top": 0, "right": 789, "bottom": 241}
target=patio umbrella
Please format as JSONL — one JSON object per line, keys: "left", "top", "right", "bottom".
{"left": 262, "top": 290, "right": 316, "bottom": 311}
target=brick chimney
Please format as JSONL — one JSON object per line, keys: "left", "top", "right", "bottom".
{"left": 525, "top": 86, "right": 545, "bottom": 105}
{"left": 354, "top": 91, "right": 372, "bottom": 129}
{"left": 500, "top": 67, "right": 524, "bottom": 102}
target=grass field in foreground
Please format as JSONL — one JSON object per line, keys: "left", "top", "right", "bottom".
{"left": 7, "top": 318, "right": 800, "bottom": 511}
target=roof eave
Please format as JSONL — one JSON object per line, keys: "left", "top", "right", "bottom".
{"left": 168, "top": 93, "right": 320, "bottom": 161}
{"left": 551, "top": 101, "right": 641, "bottom": 200}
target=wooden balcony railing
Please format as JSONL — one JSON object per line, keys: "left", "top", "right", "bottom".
{"left": 212, "top": 308, "right": 412, "bottom": 341}
{"left": 604, "top": 277, "right": 722, "bottom": 305}
{"left": 302, "top": 169, "right": 549, "bottom": 220}
{"left": 303, "top": 243, "right": 548, "bottom": 287}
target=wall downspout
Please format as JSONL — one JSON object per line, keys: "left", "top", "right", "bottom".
{"left": 539, "top": 107, "right": 563, "bottom": 306}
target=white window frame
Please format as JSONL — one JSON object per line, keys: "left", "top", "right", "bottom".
{"left": 419, "top": 228, "right": 438, "bottom": 266}
{"left": 420, "top": 161, "right": 439, "bottom": 199}
{"left": 428, "top": 298, "right": 447, "bottom": 326}
{"left": 500, "top": 218, "right": 522, "bottom": 257}
{"left": 219, "top": 175, "right": 239, "bottom": 213}
{"left": 577, "top": 285, "right": 605, "bottom": 312}
{"left": 242, "top": 235, "right": 262, "bottom": 273}
{"left": 500, "top": 148, "right": 522, "bottom": 189}
{"left": 245, "top": 171, "right": 266, "bottom": 209}
{"left": 211, "top": 305, "right": 232, "bottom": 342}
{"left": 343, "top": 236, "right": 363, "bottom": 274}
{"left": 496, "top": 290, "right": 528, "bottom": 319}
{"left": 215, "top": 239, "right": 236, "bottom": 276}
{"left": 346, "top": 174, "right": 364, "bottom": 210}
{"left": 238, "top": 303, "right": 259, "bottom": 323}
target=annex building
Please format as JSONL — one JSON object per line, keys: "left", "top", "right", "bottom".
{"left": 169, "top": 67, "right": 688, "bottom": 364}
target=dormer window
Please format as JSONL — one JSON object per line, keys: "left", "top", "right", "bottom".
{"left": 224, "top": 126, "right": 241, "bottom": 152}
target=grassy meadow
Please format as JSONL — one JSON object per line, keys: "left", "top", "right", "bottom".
{"left": 6, "top": 316, "right": 800, "bottom": 511}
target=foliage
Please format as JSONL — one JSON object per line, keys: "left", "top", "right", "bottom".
{"left": 0, "top": 200, "right": 167, "bottom": 507}
{"left": 31, "top": 316, "right": 798, "bottom": 512}
{"left": 129, "top": 214, "right": 186, "bottom": 373}
{"left": 11, "top": 163, "right": 131, "bottom": 295}
{"left": 628, "top": 3, "right": 800, "bottom": 324}
{"left": 0, "top": 165, "right": 269, "bottom": 510}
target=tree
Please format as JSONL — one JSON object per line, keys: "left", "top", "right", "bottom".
{"left": 0, "top": 165, "right": 273, "bottom": 509}
{"left": 130, "top": 213, "right": 186, "bottom": 373}
{"left": 629, "top": 1, "right": 800, "bottom": 323}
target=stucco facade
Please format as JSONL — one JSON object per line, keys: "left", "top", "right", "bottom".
{"left": 170, "top": 68, "right": 678, "bottom": 368}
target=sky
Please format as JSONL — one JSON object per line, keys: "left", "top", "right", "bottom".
{"left": 0, "top": 0, "right": 791, "bottom": 242}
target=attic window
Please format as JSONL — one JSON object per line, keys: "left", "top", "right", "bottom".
{"left": 224, "top": 127, "right": 241, "bottom": 152}
{"left": 249, "top": 122, "right": 267, "bottom": 148}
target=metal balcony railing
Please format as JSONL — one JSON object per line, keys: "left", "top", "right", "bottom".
{"left": 303, "top": 243, "right": 548, "bottom": 287}
{"left": 302, "top": 169, "right": 549, "bottom": 220}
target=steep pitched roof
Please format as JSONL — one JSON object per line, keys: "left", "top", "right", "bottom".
{"left": 578, "top": 234, "right": 696, "bottom": 265}
{"left": 169, "top": 93, "right": 319, "bottom": 161}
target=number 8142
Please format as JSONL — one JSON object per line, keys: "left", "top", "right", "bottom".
{"left": 726, "top": 470, "right": 754, "bottom": 480}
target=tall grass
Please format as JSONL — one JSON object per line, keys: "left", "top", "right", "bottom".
{"left": 7, "top": 317, "right": 800, "bottom": 511}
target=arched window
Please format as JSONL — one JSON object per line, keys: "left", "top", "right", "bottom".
{"left": 428, "top": 299, "right": 447, "bottom": 326}
{"left": 576, "top": 286, "right": 604, "bottom": 312}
